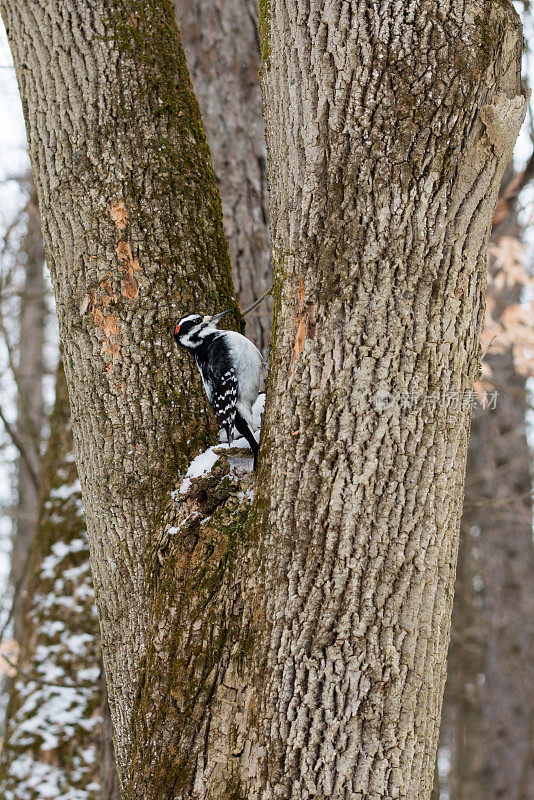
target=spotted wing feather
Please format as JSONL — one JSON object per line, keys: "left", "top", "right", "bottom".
{"left": 197, "top": 355, "right": 238, "bottom": 443}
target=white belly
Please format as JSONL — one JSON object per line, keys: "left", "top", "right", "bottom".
{"left": 224, "top": 331, "right": 262, "bottom": 424}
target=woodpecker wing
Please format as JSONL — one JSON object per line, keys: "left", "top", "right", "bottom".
{"left": 208, "top": 364, "right": 238, "bottom": 437}
{"left": 196, "top": 340, "right": 238, "bottom": 441}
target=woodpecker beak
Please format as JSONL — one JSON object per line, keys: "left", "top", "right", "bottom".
{"left": 205, "top": 310, "right": 230, "bottom": 326}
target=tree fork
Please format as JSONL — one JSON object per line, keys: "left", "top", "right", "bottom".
{"left": 1, "top": 1, "right": 528, "bottom": 799}
{"left": 136, "top": 1, "right": 527, "bottom": 798}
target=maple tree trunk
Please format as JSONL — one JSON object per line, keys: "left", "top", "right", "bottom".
{"left": 0, "top": 0, "right": 238, "bottom": 785}
{"left": 1, "top": 1, "right": 527, "bottom": 799}
{"left": 235, "top": 3, "right": 525, "bottom": 797}
{"left": 173, "top": 0, "right": 271, "bottom": 352}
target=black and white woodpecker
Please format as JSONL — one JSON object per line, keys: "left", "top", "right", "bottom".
{"left": 174, "top": 311, "right": 262, "bottom": 469}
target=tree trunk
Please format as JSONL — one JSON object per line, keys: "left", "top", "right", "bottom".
{"left": 242, "top": 4, "right": 524, "bottom": 797}
{"left": 473, "top": 347, "right": 534, "bottom": 799}
{"left": 173, "top": 0, "right": 272, "bottom": 352}
{"left": 2, "top": 1, "right": 527, "bottom": 798}
{"left": 101, "top": 677, "right": 122, "bottom": 800}
{"left": 0, "top": 365, "right": 112, "bottom": 798}
{"left": 438, "top": 512, "right": 484, "bottom": 800}
{"left": 130, "top": 2, "right": 526, "bottom": 799}
{"left": 9, "top": 182, "right": 46, "bottom": 643}
{"left": 0, "top": 0, "right": 238, "bottom": 785}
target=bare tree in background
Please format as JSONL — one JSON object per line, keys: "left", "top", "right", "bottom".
{"left": 438, "top": 192, "right": 534, "bottom": 799}
{"left": 0, "top": 1, "right": 527, "bottom": 798}
{"left": 8, "top": 181, "right": 46, "bottom": 642}
{"left": 0, "top": 365, "right": 118, "bottom": 799}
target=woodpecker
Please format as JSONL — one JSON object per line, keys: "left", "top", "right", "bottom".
{"left": 174, "top": 311, "right": 262, "bottom": 469}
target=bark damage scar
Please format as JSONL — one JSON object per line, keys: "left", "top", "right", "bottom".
{"left": 290, "top": 279, "right": 316, "bottom": 368}
{"left": 82, "top": 278, "right": 121, "bottom": 371}
{"left": 110, "top": 199, "right": 129, "bottom": 230}
{"left": 110, "top": 200, "right": 142, "bottom": 300}
{"left": 480, "top": 92, "right": 528, "bottom": 158}
{"left": 116, "top": 241, "right": 141, "bottom": 300}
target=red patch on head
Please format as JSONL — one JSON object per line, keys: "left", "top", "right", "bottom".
{"left": 174, "top": 323, "right": 181, "bottom": 335}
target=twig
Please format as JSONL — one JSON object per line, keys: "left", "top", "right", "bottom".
{"left": 241, "top": 283, "right": 273, "bottom": 317}
{"left": 0, "top": 311, "right": 42, "bottom": 452}
{"left": 0, "top": 405, "right": 39, "bottom": 491}
{"left": 480, "top": 335, "right": 497, "bottom": 361}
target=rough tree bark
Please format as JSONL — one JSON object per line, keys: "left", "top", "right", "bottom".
{"left": 173, "top": 0, "right": 272, "bottom": 352}
{"left": 1, "top": 1, "right": 527, "bottom": 799}
{"left": 241, "top": 3, "right": 525, "bottom": 797}
{"left": 0, "top": 0, "right": 239, "bottom": 785}
{"left": 131, "top": 2, "right": 526, "bottom": 799}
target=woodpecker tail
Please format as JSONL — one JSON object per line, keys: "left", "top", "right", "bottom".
{"left": 234, "top": 412, "right": 259, "bottom": 470}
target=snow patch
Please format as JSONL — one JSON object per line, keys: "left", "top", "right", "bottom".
{"left": 40, "top": 538, "right": 88, "bottom": 580}
{"left": 178, "top": 448, "right": 221, "bottom": 495}
{"left": 49, "top": 480, "right": 81, "bottom": 500}
{"left": 4, "top": 753, "right": 100, "bottom": 800}
{"left": 176, "top": 394, "right": 266, "bottom": 495}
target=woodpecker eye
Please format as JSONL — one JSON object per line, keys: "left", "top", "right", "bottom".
{"left": 174, "top": 323, "right": 181, "bottom": 336}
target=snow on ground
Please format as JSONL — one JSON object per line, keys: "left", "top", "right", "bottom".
{"left": 1, "top": 459, "right": 102, "bottom": 800}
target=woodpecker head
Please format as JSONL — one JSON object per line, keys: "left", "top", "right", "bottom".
{"left": 174, "top": 310, "right": 230, "bottom": 350}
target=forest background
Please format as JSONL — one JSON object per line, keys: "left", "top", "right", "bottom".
{"left": 0, "top": 1, "right": 533, "bottom": 799}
